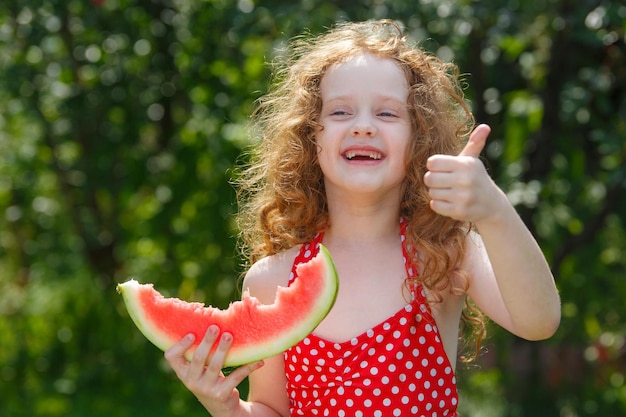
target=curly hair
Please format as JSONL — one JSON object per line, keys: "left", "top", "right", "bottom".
{"left": 234, "top": 19, "right": 486, "bottom": 361}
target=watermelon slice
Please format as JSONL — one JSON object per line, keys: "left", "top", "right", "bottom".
{"left": 117, "top": 245, "right": 338, "bottom": 367}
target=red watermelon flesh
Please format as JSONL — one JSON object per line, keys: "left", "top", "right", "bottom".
{"left": 117, "top": 244, "right": 338, "bottom": 367}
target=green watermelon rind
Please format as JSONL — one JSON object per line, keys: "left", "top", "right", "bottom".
{"left": 117, "top": 244, "right": 338, "bottom": 367}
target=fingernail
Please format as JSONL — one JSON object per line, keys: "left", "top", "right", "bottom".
{"left": 221, "top": 333, "right": 232, "bottom": 343}
{"left": 185, "top": 333, "right": 195, "bottom": 342}
{"left": 208, "top": 325, "right": 219, "bottom": 335}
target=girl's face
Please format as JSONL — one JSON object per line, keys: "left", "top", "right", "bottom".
{"left": 316, "top": 53, "right": 412, "bottom": 200}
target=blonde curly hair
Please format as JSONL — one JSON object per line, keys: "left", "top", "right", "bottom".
{"left": 234, "top": 19, "right": 485, "bottom": 361}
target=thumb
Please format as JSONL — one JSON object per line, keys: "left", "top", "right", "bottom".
{"left": 458, "top": 124, "right": 491, "bottom": 157}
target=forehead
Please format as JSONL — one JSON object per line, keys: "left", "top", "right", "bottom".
{"left": 320, "top": 54, "right": 409, "bottom": 103}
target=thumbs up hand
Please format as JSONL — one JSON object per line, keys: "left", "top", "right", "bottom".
{"left": 424, "top": 124, "right": 505, "bottom": 223}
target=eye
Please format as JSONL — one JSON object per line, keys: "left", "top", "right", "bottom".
{"left": 378, "top": 111, "right": 398, "bottom": 118}
{"left": 330, "top": 109, "right": 350, "bottom": 116}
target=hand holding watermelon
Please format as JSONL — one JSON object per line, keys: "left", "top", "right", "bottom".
{"left": 163, "top": 325, "right": 265, "bottom": 415}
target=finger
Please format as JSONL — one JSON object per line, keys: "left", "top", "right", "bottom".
{"left": 426, "top": 154, "right": 456, "bottom": 172}
{"left": 164, "top": 333, "right": 195, "bottom": 376}
{"left": 187, "top": 325, "right": 220, "bottom": 380}
{"left": 424, "top": 170, "right": 456, "bottom": 189}
{"left": 206, "top": 332, "right": 234, "bottom": 374}
{"left": 458, "top": 124, "right": 490, "bottom": 158}
{"left": 429, "top": 199, "right": 456, "bottom": 219}
{"left": 221, "top": 361, "right": 265, "bottom": 392}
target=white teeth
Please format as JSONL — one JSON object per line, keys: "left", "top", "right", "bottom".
{"left": 345, "top": 151, "right": 382, "bottom": 160}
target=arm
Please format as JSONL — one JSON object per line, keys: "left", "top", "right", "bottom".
{"left": 425, "top": 124, "right": 561, "bottom": 340}
{"left": 164, "top": 253, "right": 293, "bottom": 417}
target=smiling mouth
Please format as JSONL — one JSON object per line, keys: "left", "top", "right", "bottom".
{"left": 344, "top": 151, "right": 383, "bottom": 160}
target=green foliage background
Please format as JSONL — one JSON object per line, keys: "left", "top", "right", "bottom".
{"left": 0, "top": 0, "right": 624, "bottom": 416}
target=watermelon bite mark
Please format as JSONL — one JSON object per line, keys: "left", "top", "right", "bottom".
{"left": 117, "top": 245, "right": 338, "bottom": 367}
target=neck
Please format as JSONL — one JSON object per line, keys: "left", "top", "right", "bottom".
{"left": 324, "top": 189, "right": 402, "bottom": 245}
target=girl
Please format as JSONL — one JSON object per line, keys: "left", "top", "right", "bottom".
{"left": 164, "top": 19, "right": 561, "bottom": 417}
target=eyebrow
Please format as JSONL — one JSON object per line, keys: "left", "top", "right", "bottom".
{"left": 323, "top": 94, "right": 408, "bottom": 105}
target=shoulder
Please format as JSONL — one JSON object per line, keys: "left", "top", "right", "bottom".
{"left": 242, "top": 245, "right": 302, "bottom": 304}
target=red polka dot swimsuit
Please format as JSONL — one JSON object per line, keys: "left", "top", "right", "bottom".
{"left": 284, "top": 222, "right": 458, "bottom": 417}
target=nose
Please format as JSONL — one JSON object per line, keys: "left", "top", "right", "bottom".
{"left": 351, "top": 115, "right": 377, "bottom": 137}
